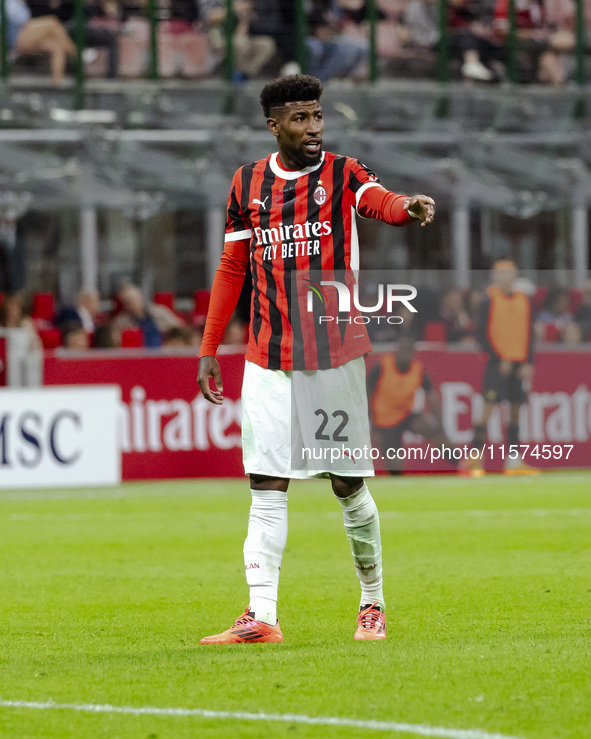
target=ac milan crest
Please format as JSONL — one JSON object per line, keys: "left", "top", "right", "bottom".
{"left": 313, "top": 184, "right": 327, "bottom": 205}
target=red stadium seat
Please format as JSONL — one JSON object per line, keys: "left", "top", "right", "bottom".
{"left": 543, "top": 324, "right": 560, "bottom": 342}
{"left": 32, "top": 293, "right": 55, "bottom": 321}
{"left": 569, "top": 289, "right": 582, "bottom": 314}
{"left": 154, "top": 292, "right": 175, "bottom": 311}
{"left": 121, "top": 328, "right": 143, "bottom": 347}
{"left": 423, "top": 322, "right": 447, "bottom": 342}
{"left": 39, "top": 328, "right": 62, "bottom": 349}
{"left": 532, "top": 287, "right": 548, "bottom": 313}
{"left": 193, "top": 290, "right": 211, "bottom": 324}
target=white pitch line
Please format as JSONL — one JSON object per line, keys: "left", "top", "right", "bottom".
{"left": 0, "top": 698, "right": 527, "bottom": 739}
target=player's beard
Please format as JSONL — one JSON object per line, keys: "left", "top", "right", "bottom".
{"left": 288, "top": 142, "right": 323, "bottom": 169}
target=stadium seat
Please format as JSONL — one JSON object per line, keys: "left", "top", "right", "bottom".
{"left": 121, "top": 328, "right": 144, "bottom": 348}
{"left": 569, "top": 289, "right": 582, "bottom": 314}
{"left": 423, "top": 322, "right": 447, "bottom": 342}
{"left": 0, "top": 293, "right": 4, "bottom": 308}
{"left": 154, "top": 292, "right": 175, "bottom": 311}
{"left": 543, "top": 324, "right": 560, "bottom": 342}
{"left": 32, "top": 293, "right": 55, "bottom": 321}
{"left": 194, "top": 290, "right": 211, "bottom": 324}
{"left": 39, "top": 328, "right": 62, "bottom": 349}
{"left": 532, "top": 288, "right": 548, "bottom": 313}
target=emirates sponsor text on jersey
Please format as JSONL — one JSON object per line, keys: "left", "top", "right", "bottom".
{"left": 255, "top": 219, "right": 332, "bottom": 261}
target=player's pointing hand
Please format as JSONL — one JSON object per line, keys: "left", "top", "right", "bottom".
{"left": 403, "top": 195, "right": 435, "bottom": 227}
{"left": 198, "top": 356, "right": 224, "bottom": 405}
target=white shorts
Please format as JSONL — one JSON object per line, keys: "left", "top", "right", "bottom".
{"left": 241, "top": 356, "right": 374, "bottom": 479}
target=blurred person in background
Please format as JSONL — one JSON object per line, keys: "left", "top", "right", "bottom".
{"left": 222, "top": 315, "right": 247, "bottom": 345}
{"left": 306, "top": 0, "right": 369, "bottom": 81}
{"left": 404, "top": 0, "right": 504, "bottom": 81}
{"left": 448, "top": 0, "right": 505, "bottom": 81}
{"left": 573, "top": 279, "right": 591, "bottom": 341}
{"left": 461, "top": 259, "right": 537, "bottom": 476}
{"left": 463, "top": 287, "right": 484, "bottom": 329}
{"left": 28, "top": 0, "right": 120, "bottom": 78}
{"left": 162, "top": 325, "right": 196, "bottom": 348}
{"left": 56, "top": 288, "right": 101, "bottom": 332}
{"left": 112, "top": 283, "right": 183, "bottom": 348}
{"left": 534, "top": 287, "right": 573, "bottom": 340}
{"left": 4, "top": 0, "right": 76, "bottom": 83}
{"left": 368, "top": 338, "right": 457, "bottom": 473}
{"left": 92, "top": 322, "right": 119, "bottom": 348}
{"left": 493, "top": 0, "right": 570, "bottom": 83}
{"left": 439, "top": 286, "right": 474, "bottom": 343}
{"left": 0, "top": 293, "right": 42, "bottom": 351}
{"left": 60, "top": 319, "right": 90, "bottom": 350}
{"left": 559, "top": 321, "right": 582, "bottom": 344}
{"left": 200, "top": 0, "right": 277, "bottom": 79}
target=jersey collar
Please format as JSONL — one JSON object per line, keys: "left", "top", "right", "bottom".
{"left": 270, "top": 151, "right": 325, "bottom": 180}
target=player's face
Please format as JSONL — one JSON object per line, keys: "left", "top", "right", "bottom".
{"left": 268, "top": 101, "right": 324, "bottom": 170}
{"left": 493, "top": 267, "right": 517, "bottom": 292}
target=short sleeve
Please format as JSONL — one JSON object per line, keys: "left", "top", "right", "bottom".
{"left": 225, "top": 167, "right": 253, "bottom": 244}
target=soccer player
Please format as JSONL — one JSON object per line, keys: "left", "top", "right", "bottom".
{"left": 462, "top": 259, "right": 537, "bottom": 476}
{"left": 197, "top": 74, "right": 435, "bottom": 644}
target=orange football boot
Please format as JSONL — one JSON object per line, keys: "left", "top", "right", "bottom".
{"left": 354, "top": 602, "right": 387, "bottom": 641}
{"left": 200, "top": 607, "right": 283, "bottom": 645}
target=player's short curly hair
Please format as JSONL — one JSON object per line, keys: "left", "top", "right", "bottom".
{"left": 260, "top": 75, "right": 323, "bottom": 118}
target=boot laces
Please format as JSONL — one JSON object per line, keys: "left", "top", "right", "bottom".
{"left": 359, "top": 602, "right": 381, "bottom": 630}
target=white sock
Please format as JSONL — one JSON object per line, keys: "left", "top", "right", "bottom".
{"left": 337, "top": 483, "right": 385, "bottom": 611}
{"left": 243, "top": 489, "right": 288, "bottom": 625}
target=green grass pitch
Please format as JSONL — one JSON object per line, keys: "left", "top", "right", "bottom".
{"left": 0, "top": 473, "right": 590, "bottom": 739}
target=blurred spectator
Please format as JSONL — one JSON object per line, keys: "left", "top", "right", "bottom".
{"left": 0, "top": 293, "right": 42, "bottom": 351}
{"left": 27, "top": 1, "right": 119, "bottom": 77}
{"left": 222, "top": 315, "right": 247, "bottom": 345}
{"left": 448, "top": 0, "right": 504, "bottom": 81}
{"left": 201, "top": 0, "right": 276, "bottom": 79}
{"left": 404, "top": 0, "right": 503, "bottom": 81}
{"left": 536, "top": 287, "right": 573, "bottom": 327}
{"left": 162, "top": 325, "right": 196, "bottom": 348}
{"left": 61, "top": 319, "right": 90, "bottom": 349}
{"left": 158, "top": 0, "right": 210, "bottom": 78}
{"left": 560, "top": 321, "right": 582, "bottom": 343}
{"left": 93, "top": 322, "right": 119, "bottom": 348}
{"left": 367, "top": 338, "right": 458, "bottom": 473}
{"left": 464, "top": 287, "right": 484, "bottom": 328}
{"left": 439, "top": 286, "right": 474, "bottom": 342}
{"left": 493, "top": 0, "right": 570, "bottom": 83}
{"left": 7, "top": 0, "right": 76, "bottom": 83}
{"left": 573, "top": 280, "right": 591, "bottom": 341}
{"left": 306, "top": 0, "right": 369, "bottom": 81}
{"left": 56, "top": 288, "right": 101, "bottom": 332}
{"left": 403, "top": 0, "right": 439, "bottom": 50}
{"left": 112, "top": 283, "right": 183, "bottom": 348}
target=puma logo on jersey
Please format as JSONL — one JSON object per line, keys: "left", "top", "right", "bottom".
{"left": 252, "top": 197, "right": 269, "bottom": 209}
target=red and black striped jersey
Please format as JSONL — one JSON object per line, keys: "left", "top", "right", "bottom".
{"left": 213, "top": 151, "right": 403, "bottom": 371}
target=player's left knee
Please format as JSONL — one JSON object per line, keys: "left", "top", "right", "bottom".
{"left": 330, "top": 475, "right": 365, "bottom": 498}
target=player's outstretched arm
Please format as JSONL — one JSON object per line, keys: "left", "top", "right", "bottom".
{"left": 198, "top": 356, "right": 224, "bottom": 405}
{"left": 403, "top": 195, "right": 435, "bottom": 227}
{"left": 357, "top": 186, "right": 435, "bottom": 227}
